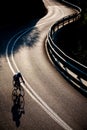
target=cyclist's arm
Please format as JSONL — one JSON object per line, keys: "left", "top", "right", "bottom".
{"left": 20, "top": 75, "right": 25, "bottom": 84}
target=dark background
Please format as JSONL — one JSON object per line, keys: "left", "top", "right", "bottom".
{"left": 0, "top": 0, "right": 47, "bottom": 56}
{"left": 0, "top": 0, "right": 47, "bottom": 28}
{"left": 55, "top": 0, "right": 87, "bottom": 66}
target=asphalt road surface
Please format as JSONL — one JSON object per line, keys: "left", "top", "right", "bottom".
{"left": 0, "top": 0, "right": 87, "bottom": 130}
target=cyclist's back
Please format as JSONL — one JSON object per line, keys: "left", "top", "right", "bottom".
{"left": 13, "top": 72, "right": 25, "bottom": 88}
{"left": 13, "top": 73, "right": 20, "bottom": 87}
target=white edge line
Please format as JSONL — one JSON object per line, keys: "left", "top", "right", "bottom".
{"left": 6, "top": 19, "right": 73, "bottom": 130}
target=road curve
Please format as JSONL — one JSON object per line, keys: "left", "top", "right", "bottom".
{"left": 0, "top": 0, "right": 87, "bottom": 130}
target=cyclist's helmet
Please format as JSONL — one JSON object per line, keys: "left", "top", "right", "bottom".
{"left": 17, "top": 72, "right": 22, "bottom": 77}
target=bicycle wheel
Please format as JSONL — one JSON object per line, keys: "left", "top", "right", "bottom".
{"left": 19, "top": 95, "right": 25, "bottom": 110}
{"left": 12, "top": 89, "right": 17, "bottom": 102}
{"left": 20, "top": 86, "right": 25, "bottom": 96}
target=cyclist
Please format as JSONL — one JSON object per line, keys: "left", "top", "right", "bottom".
{"left": 13, "top": 72, "right": 25, "bottom": 88}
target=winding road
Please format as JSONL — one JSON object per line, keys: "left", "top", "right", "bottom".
{"left": 0, "top": 0, "right": 87, "bottom": 130}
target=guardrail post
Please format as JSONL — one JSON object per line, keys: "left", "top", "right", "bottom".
{"left": 63, "top": 18, "right": 64, "bottom": 26}
{"left": 68, "top": 16, "right": 70, "bottom": 23}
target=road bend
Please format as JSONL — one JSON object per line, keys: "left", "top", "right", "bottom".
{"left": 0, "top": 0, "right": 87, "bottom": 130}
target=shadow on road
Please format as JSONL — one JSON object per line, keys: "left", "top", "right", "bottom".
{"left": 11, "top": 85, "right": 25, "bottom": 127}
{"left": 0, "top": 19, "right": 40, "bottom": 57}
{"left": 13, "top": 26, "right": 40, "bottom": 54}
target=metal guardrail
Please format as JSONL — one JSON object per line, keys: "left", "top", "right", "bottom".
{"left": 46, "top": 0, "right": 87, "bottom": 94}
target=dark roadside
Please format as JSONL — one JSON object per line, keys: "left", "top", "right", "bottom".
{"left": 53, "top": 20, "right": 87, "bottom": 67}
{"left": 0, "top": 0, "right": 47, "bottom": 57}
{"left": 55, "top": 0, "right": 87, "bottom": 66}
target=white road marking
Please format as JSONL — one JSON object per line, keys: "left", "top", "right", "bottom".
{"left": 6, "top": 6, "right": 73, "bottom": 130}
